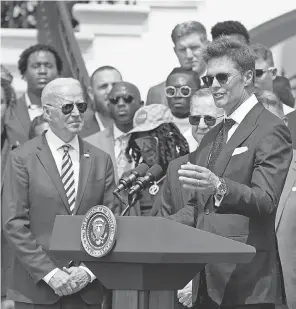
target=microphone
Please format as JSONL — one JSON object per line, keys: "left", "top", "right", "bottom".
{"left": 113, "top": 163, "right": 149, "bottom": 194}
{"left": 128, "top": 164, "right": 163, "bottom": 196}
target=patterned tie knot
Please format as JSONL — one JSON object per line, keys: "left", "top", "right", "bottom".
{"left": 224, "top": 118, "right": 236, "bottom": 131}
{"left": 62, "top": 144, "right": 71, "bottom": 153}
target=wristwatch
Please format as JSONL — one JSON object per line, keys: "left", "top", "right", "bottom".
{"left": 215, "top": 177, "right": 227, "bottom": 199}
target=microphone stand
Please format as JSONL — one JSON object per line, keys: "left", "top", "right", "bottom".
{"left": 113, "top": 190, "right": 141, "bottom": 216}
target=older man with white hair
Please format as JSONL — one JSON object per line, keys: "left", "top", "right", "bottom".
{"left": 2, "top": 78, "right": 115, "bottom": 309}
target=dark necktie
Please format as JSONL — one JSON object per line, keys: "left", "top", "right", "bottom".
{"left": 207, "top": 118, "right": 236, "bottom": 171}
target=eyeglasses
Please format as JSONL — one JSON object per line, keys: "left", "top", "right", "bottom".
{"left": 202, "top": 73, "right": 240, "bottom": 88}
{"left": 165, "top": 86, "right": 193, "bottom": 98}
{"left": 255, "top": 68, "right": 273, "bottom": 78}
{"left": 109, "top": 95, "right": 134, "bottom": 105}
{"left": 189, "top": 115, "right": 223, "bottom": 127}
{"left": 47, "top": 102, "right": 88, "bottom": 115}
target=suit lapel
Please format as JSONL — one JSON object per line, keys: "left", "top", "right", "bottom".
{"left": 73, "top": 139, "right": 92, "bottom": 215}
{"left": 14, "top": 95, "right": 31, "bottom": 134}
{"left": 36, "top": 136, "right": 70, "bottom": 213}
{"left": 275, "top": 152, "right": 296, "bottom": 231}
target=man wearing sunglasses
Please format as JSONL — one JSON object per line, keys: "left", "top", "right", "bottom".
{"left": 2, "top": 78, "right": 115, "bottom": 309}
{"left": 85, "top": 81, "right": 143, "bottom": 182}
{"left": 251, "top": 43, "right": 294, "bottom": 116}
{"left": 146, "top": 21, "right": 207, "bottom": 107}
{"left": 168, "top": 37, "right": 292, "bottom": 309}
{"left": 165, "top": 67, "right": 201, "bottom": 151}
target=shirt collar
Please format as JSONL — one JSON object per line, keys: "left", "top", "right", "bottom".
{"left": 226, "top": 94, "right": 258, "bottom": 124}
{"left": 45, "top": 127, "right": 80, "bottom": 153}
{"left": 113, "top": 123, "right": 128, "bottom": 140}
{"left": 25, "top": 92, "right": 42, "bottom": 110}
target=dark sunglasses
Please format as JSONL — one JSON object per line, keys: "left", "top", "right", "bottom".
{"left": 202, "top": 73, "right": 240, "bottom": 87}
{"left": 109, "top": 95, "right": 134, "bottom": 105}
{"left": 189, "top": 115, "right": 223, "bottom": 127}
{"left": 47, "top": 102, "right": 88, "bottom": 115}
{"left": 165, "top": 86, "right": 192, "bottom": 98}
{"left": 255, "top": 68, "right": 272, "bottom": 78}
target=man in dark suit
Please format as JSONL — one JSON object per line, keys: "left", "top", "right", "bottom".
{"left": 146, "top": 21, "right": 208, "bottom": 106}
{"left": 169, "top": 38, "right": 292, "bottom": 309}
{"left": 4, "top": 44, "right": 62, "bottom": 146}
{"left": 2, "top": 78, "right": 116, "bottom": 309}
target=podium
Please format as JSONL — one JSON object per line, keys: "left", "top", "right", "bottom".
{"left": 50, "top": 216, "right": 256, "bottom": 309}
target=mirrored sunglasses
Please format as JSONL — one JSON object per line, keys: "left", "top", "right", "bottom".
{"left": 165, "top": 86, "right": 192, "bottom": 98}
{"left": 255, "top": 68, "right": 272, "bottom": 78}
{"left": 189, "top": 115, "right": 223, "bottom": 127}
{"left": 109, "top": 95, "right": 134, "bottom": 105}
{"left": 202, "top": 73, "right": 240, "bottom": 88}
{"left": 47, "top": 102, "right": 88, "bottom": 115}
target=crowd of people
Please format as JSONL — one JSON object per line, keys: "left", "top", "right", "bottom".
{"left": 1, "top": 19, "right": 296, "bottom": 309}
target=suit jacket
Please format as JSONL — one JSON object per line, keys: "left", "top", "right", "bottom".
{"left": 4, "top": 94, "right": 31, "bottom": 145}
{"left": 83, "top": 126, "right": 118, "bottom": 183}
{"left": 146, "top": 81, "right": 168, "bottom": 106}
{"left": 2, "top": 135, "right": 116, "bottom": 306}
{"left": 275, "top": 150, "right": 296, "bottom": 309}
{"left": 170, "top": 102, "right": 293, "bottom": 306}
{"left": 287, "top": 110, "right": 296, "bottom": 149}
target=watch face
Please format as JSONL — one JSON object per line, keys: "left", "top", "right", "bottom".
{"left": 217, "top": 179, "right": 227, "bottom": 195}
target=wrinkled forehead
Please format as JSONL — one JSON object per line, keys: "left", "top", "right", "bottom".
{"left": 167, "top": 73, "right": 195, "bottom": 87}
{"left": 191, "top": 95, "right": 224, "bottom": 115}
{"left": 52, "top": 83, "right": 84, "bottom": 103}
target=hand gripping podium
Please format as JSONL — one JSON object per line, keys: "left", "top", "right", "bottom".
{"left": 50, "top": 216, "right": 255, "bottom": 309}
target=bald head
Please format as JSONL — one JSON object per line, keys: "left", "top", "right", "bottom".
{"left": 41, "top": 78, "right": 83, "bottom": 107}
{"left": 109, "top": 81, "right": 141, "bottom": 102}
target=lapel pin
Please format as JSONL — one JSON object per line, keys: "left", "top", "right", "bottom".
{"left": 292, "top": 187, "right": 296, "bottom": 192}
{"left": 84, "top": 152, "right": 90, "bottom": 158}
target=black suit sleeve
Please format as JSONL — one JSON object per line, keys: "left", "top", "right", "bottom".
{"left": 220, "top": 123, "right": 293, "bottom": 218}
{"left": 2, "top": 151, "right": 57, "bottom": 283}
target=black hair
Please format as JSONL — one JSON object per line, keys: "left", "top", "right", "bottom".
{"left": 166, "top": 67, "right": 201, "bottom": 89}
{"left": 211, "top": 21, "right": 250, "bottom": 44}
{"left": 28, "top": 114, "right": 48, "bottom": 139}
{"left": 125, "top": 122, "right": 189, "bottom": 173}
{"left": 18, "top": 44, "right": 63, "bottom": 76}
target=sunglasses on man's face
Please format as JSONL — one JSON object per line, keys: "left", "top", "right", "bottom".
{"left": 189, "top": 115, "right": 223, "bottom": 127}
{"left": 109, "top": 95, "right": 134, "bottom": 105}
{"left": 47, "top": 102, "right": 88, "bottom": 115}
{"left": 165, "top": 86, "right": 192, "bottom": 98}
{"left": 255, "top": 68, "right": 273, "bottom": 78}
{"left": 202, "top": 73, "right": 240, "bottom": 88}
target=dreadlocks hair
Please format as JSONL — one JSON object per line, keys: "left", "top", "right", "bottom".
{"left": 125, "top": 122, "right": 189, "bottom": 173}
{"left": 18, "top": 44, "right": 63, "bottom": 77}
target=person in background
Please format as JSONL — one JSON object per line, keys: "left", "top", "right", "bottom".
{"left": 125, "top": 104, "right": 189, "bottom": 216}
{"left": 28, "top": 114, "right": 49, "bottom": 139}
{"left": 84, "top": 81, "right": 143, "bottom": 182}
{"left": 146, "top": 21, "right": 207, "bottom": 106}
{"left": 211, "top": 20, "right": 250, "bottom": 44}
{"left": 165, "top": 67, "right": 201, "bottom": 151}
{"left": 82, "top": 65, "right": 123, "bottom": 137}
{"left": 2, "top": 78, "right": 115, "bottom": 309}
{"left": 251, "top": 43, "right": 294, "bottom": 116}
{"left": 152, "top": 88, "right": 224, "bottom": 217}
{"left": 273, "top": 76, "right": 295, "bottom": 109}
{"left": 1, "top": 65, "right": 16, "bottom": 309}
{"left": 4, "top": 44, "right": 62, "bottom": 145}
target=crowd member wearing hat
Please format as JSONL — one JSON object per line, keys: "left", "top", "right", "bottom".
{"left": 84, "top": 81, "right": 143, "bottom": 182}
{"left": 125, "top": 104, "right": 189, "bottom": 216}
{"left": 1, "top": 65, "right": 16, "bottom": 309}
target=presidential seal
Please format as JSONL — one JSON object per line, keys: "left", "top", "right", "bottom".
{"left": 81, "top": 205, "right": 117, "bottom": 258}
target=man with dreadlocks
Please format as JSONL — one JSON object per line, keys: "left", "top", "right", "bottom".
{"left": 125, "top": 104, "right": 189, "bottom": 216}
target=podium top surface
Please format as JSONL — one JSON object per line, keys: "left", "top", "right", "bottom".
{"left": 50, "top": 215, "right": 255, "bottom": 264}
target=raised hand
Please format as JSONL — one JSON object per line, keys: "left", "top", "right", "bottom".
{"left": 48, "top": 269, "right": 77, "bottom": 297}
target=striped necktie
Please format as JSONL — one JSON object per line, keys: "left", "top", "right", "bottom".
{"left": 61, "top": 144, "right": 76, "bottom": 213}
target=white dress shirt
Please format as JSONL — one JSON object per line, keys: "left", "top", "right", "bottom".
{"left": 214, "top": 94, "right": 258, "bottom": 206}
{"left": 43, "top": 128, "right": 95, "bottom": 283}
{"left": 25, "top": 93, "right": 43, "bottom": 121}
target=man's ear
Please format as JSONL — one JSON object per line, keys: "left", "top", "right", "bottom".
{"left": 87, "top": 86, "right": 94, "bottom": 102}
{"left": 43, "top": 106, "right": 51, "bottom": 122}
{"left": 271, "top": 67, "right": 277, "bottom": 80}
{"left": 244, "top": 69, "right": 254, "bottom": 86}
